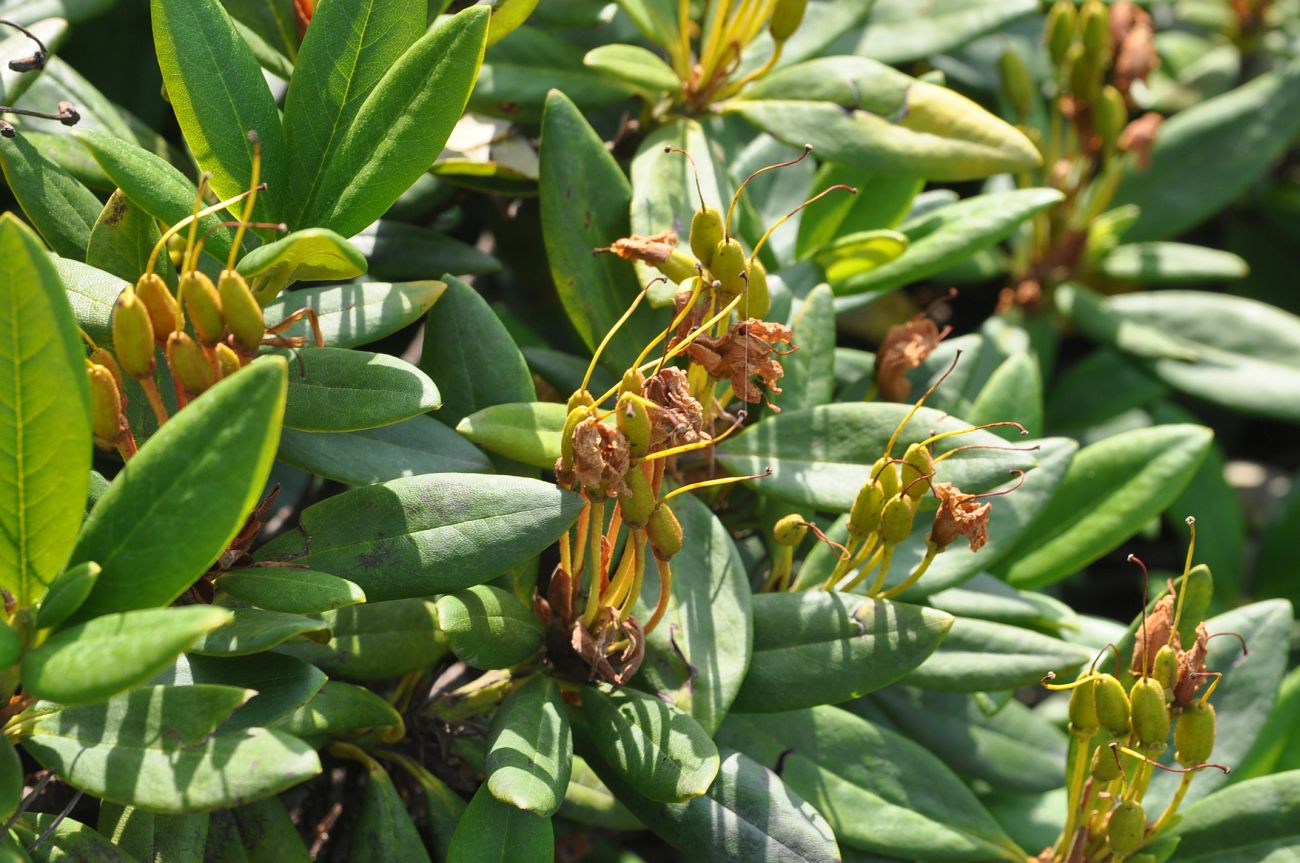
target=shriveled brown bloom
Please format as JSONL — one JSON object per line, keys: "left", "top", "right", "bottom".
{"left": 570, "top": 417, "right": 631, "bottom": 498}
{"left": 1131, "top": 592, "right": 1180, "bottom": 677}
{"left": 1173, "top": 622, "right": 1210, "bottom": 708}
{"left": 875, "top": 317, "right": 945, "bottom": 402}
{"left": 643, "top": 366, "right": 710, "bottom": 449}
{"left": 1110, "top": 3, "right": 1158, "bottom": 97}
{"left": 595, "top": 230, "right": 679, "bottom": 265}
{"left": 1119, "top": 112, "right": 1164, "bottom": 170}
{"left": 929, "top": 482, "right": 991, "bottom": 552}
{"left": 687, "top": 319, "right": 794, "bottom": 410}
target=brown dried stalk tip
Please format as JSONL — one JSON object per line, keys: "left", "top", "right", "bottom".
{"left": 1110, "top": 2, "right": 1158, "bottom": 97}
{"left": 643, "top": 366, "right": 710, "bottom": 449}
{"left": 1119, "top": 112, "right": 1163, "bottom": 169}
{"left": 1131, "top": 591, "right": 1179, "bottom": 677}
{"left": 571, "top": 416, "right": 632, "bottom": 498}
{"left": 875, "top": 316, "right": 949, "bottom": 402}
{"left": 1173, "top": 622, "right": 1210, "bottom": 707}
{"left": 929, "top": 482, "right": 991, "bottom": 552}
{"left": 687, "top": 319, "right": 794, "bottom": 411}
{"left": 594, "top": 230, "right": 680, "bottom": 264}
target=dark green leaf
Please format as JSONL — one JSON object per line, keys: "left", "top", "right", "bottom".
{"left": 35, "top": 561, "right": 100, "bottom": 630}
{"left": 901, "top": 617, "right": 1092, "bottom": 692}
{"left": 12, "top": 814, "right": 135, "bottom": 863}
{"left": 311, "top": 598, "right": 446, "bottom": 680}
{"left": 351, "top": 220, "right": 500, "bottom": 281}
{"left": 856, "top": 0, "right": 1039, "bottom": 64}
{"left": 796, "top": 165, "right": 921, "bottom": 259}
{"left": 486, "top": 677, "right": 572, "bottom": 817}
{"left": 216, "top": 567, "right": 365, "bottom": 614}
{"left": 0, "top": 738, "right": 21, "bottom": 820}
{"left": 272, "top": 681, "right": 403, "bottom": 743}
{"left": 559, "top": 754, "right": 642, "bottom": 830}
{"left": 446, "top": 784, "right": 552, "bottom": 863}
{"left": 780, "top": 285, "right": 837, "bottom": 412}
{"left": 0, "top": 133, "right": 100, "bottom": 259}
{"left": 179, "top": 652, "right": 327, "bottom": 733}
{"left": 208, "top": 797, "right": 311, "bottom": 863}
{"left": 348, "top": 761, "right": 432, "bottom": 863}
{"left": 282, "top": 347, "right": 440, "bottom": 432}
{"left": 278, "top": 416, "right": 492, "bottom": 485}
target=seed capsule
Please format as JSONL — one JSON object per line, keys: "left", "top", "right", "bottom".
{"left": 1130, "top": 676, "right": 1170, "bottom": 750}
{"left": 1094, "top": 673, "right": 1131, "bottom": 736}
{"left": 619, "top": 368, "right": 645, "bottom": 397}
{"left": 1107, "top": 800, "right": 1146, "bottom": 857}
{"left": 646, "top": 503, "right": 683, "bottom": 559}
{"left": 690, "top": 207, "right": 724, "bottom": 267}
{"left": 769, "top": 0, "right": 808, "bottom": 41}
{"left": 711, "top": 238, "right": 748, "bottom": 299}
{"left": 848, "top": 481, "right": 885, "bottom": 537}
{"left": 1068, "top": 677, "right": 1099, "bottom": 734}
{"left": 1175, "top": 701, "right": 1215, "bottom": 767}
{"left": 1045, "top": 0, "right": 1076, "bottom": 66}
{"left": 616, "top": 394, "right": 652, "bottom": 459}
{"left": 88, "top": 348, "right": 123, "bottom": 390}
{"left": 620, "top": 465, "right": 655, "bottom": 528}
{"left": 879, "top": 495, "right": 915, "bottom": 547}
{"left": 111, "top": 286, "right": 156, "bottom": 379}
{"left": 135, "top": 273, "right": 179, "bottom": 339}
{"left": 1152, "top": 644, "right": 1179, "bottom": 694}
{"left": 218, "top": 270, "right": 264, "bottom": 352}
{"left": 88, "top": 363, "right": 123, "bottom": 446}
{"left": 1090, "top": 740, "right": 1122, "bottom": 782}
{"left": 998, "top": 49, "right": 1035, "bottom": 119}
{"left": 181, "top": 271, "right": 224, "bottom": 346}
{"left": 1095, "top": 85, "right": 1128, "bottom": 153}
{"left": 166, "top": 332, "right": 213, "bottom": 396}
{"left": 899, "top": 442, "right": 934, "bottom": 500}
{"left": 654, "top": 249, "right": 698, "bottom": 284}
{"left": 214, "top": 342, "right": 242, "bottom": 379}
{"left": 1081, "top": 0, "right": 1111, "bottom": 65}
{"left": 773, "top": 514, "right": 808, "bottom": 547}
{"left": 739, "top": 257, "right": 770, "bottom": 320}
{"left": 872, "top": 456, "right": 901, "bottom": 500}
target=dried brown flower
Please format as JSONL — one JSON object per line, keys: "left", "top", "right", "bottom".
{"left": 1111, "top": 3, "right": 1158, "bottom": 97}
{"left": 643, "top": 367, "right": 709, "bottom": 449}
{"left": 687, "top": 319, "right": 794, "bottom": 410}
{"left": 1174, "top": 622, "right": 1210, "bottom": 708}
{"left": 1119, "top": 112, "right": 1164, "bottom": 170}
{"left": 571, "top": 417, "right": 631, "bottom": 498}
{"left": 875, "top": 317, "right": 945, "bottom": 402}
{"left": 595, "top": 230, "right": 679, "bottom": 265}
{"left": 1132, "top": 593, "right": 1180, "bottom": 677}
{"left": 929, "top": 482, "right": 991, "bottom": 552}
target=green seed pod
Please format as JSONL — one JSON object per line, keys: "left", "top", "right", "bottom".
{"left": 1175, "top": 701, "right": 1215, "bottom": 767}
{"left": 848, "top": 481, "right": 885, "bottom": 538}
{"left": 218, "top": 270, "right": 265, "bottom": 352}
{"left": 1152, "top": 644, "right": 1179, "bottom": 694}
{"left": 111, "top": 286, "right": 156, "bottom": 379}
{"left": 1130, "top": 676, "right": 1171, "bottom": 749}
{"left": 1045, "top": 0, "right": 1076, "bottom": 66}
{"left": 1068, "top": 44, "right": 1098, "bottom": 104}
{"left": 1068, "top": 678, "right": 1099, "bottom": 734}
{"left": 567, "top": 389, "right": 596, "bottom": 412}
{"left": 1107, "top": 800, "right": 1147, "bottom": 857}
{"left": 769, "top": 0, "right": 808, "bottom": 41}
{"left": 214, "top": 342, "right": 242, "bottom": 379}
{"left": 1081, "top": 0, "right": 1111, "bottom": 66}
{"left": 1095, "top": 673, "right": 1131, "bottom": 736}
{"left": 1090, "top": 739, "right": 1123, "bottom": 782}
{"left": 654, "top": 248, "right": 699, "bottom": 284}
{"left": 872, "top": 457, "right": 901, "bottom": 500}
{"left": 998, "top": 49, "right": 1035, "bottom": 119}
{"left": 135, "top": 272, "right": 179, "bottom": 339}
{"left": 166, "top": 331, "right": 213, "bottom": 396}
{"left": 690, "top": 207, "right": 724, "bottom": 267}
{"left": 87, "top": 363, "right": 123, "bottom": 445}
{"left": 711, "top": 238, "right": 748, "bottom": 299}
{"left": 773, "top": 514, "right": 809, "bottom": 547}
{"left": 879, "top": 495, "right": 915, "bottom": 547}
{"left": 620, "top": 367, "right": 645, "bottom": 397}
{"left": 899, "top": 443, "right": 934, "bottom": 500}
{"left": 1095, "top": 84, "right": 1128, "bottom": 153}
{"left": 620, "top": 465, "right": 656, "bottom": 528}
{"left": 739, "top": 257, "right": 770, "bottom": 319}
{"left": 181, "top": 271, "right": 225, "bottom": 346}
{"left": 616, "top": 393, "right": 653, "bottom": 459}
{"left": 646, "top": 502, "right": 683, "bottom": 560}
{"left": 88, "top": 347, "right": 123, "bottom": 391}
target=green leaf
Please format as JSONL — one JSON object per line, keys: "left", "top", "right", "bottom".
{"left": 0, "top": 738, "right": 22, "bottom": 820}
{"left": 282, "top": 347, "right": 440, "bottom": 432}
{"left": 310, "top": 598, "right": 446, "bottom": 681}
{"left": 902, "top": 617, "right": 1092, "bottom": 692}
{"left": 179, "top": 652, "right": 327, "bottom": 733}
{"left": 1002, "top": 424, "right": 1213, "bottom": 588}
{"left": 1167, "top": 770, "right": 1300, "bottom": 861}
{"left": 0, "top": 214, "right": 92, "bottom": 607}
{"left": 189, "top": 607, "right": 330, "bottom": 656}
{"left": 732, "top": 592, "right": 952, "bottom": 713}
{"left": 485, "top": 0, "right": 541, "bottom": 46}
{"left": 716, "top": 402, "right": 1038, "bottom": 511}
{"left": 258, "top": 473, "right": 582, "bottom": 601}
{"left": 151, "top": 0, "right": 287, "bottom": 221}
{"left": 832, "top": 188, "right": 1063, "bottom": 296}
{"left": 21, "top": 684, "right": 320, "bottom": 813}
{"left": 559, "top": 754, "right": 642, "bottom": 831}
{"left": 21, "top": 130, "right": 115, "bottom": 194}
{"left": 235, "top": 228, "right": 367, "bottom": 304}
{"left": 220, "top": 0, "right": 299, "bottom": 61}
{"left": 1231, "top": 666, "right": 1300, "bottom": 782}
{"left": 1094, "top": 242, "right": 1249, "bottom": 283}
{"left": 1113, "top": 65, "right": 1300, "bottom": 241}
{"left": 855, "top": 0, "right": 1039, "bottom": 64}
{"left": 632, "top": 492, "right": 752, "bottom": 733}
{"left": 778, "top": 284, "right": 838, "bottom": 412}
{"left": 22, "top": 606, "right": 232, "bottom": 704}
{"left": 1055, "top": 283, "right": 1201, "bottom": 363}
{"left": 35, "top": 561, "right": 100, "bottom": 630}
{"left": 74, "top": 129, "right": 239, "bottom": 265}
{"left": 68, "top": 358, "right": 287, "bottom": 618}
{"left": 262, "top": 280, "right": 445, "bottom": 350}
{"left": 1045, "top": 348, "right": 1165, "bottom": 432}
{"left": 718, "top": 707, "right": 1023, "bottom": 862}
{"left": 419, "top": 275, "right": 536, "bottom": 427}
{"left": 0, "top": 133, "right": 101, "bottom": 259}
{"left": 584, "top": 44, "right": 679, "bottom": 92}
{"left": 796, "top": 165, "right": 921, "bottom": 259}
{"left": 352, "top": 220, "right": 501, "bottom": 282}
{"left": 486, "top": 676, "right": 572, "bottom": 817}
{"left": 207, "top": 798, "right": 311, "bottom": 863}
{"left": 968, "top": 351, "right": 1044, "bottom": 438}
{"left": 725, "top": 57, "right": 1041, "bottom": 181}
{"left": 350, "top": 761, "right": 432, "bottom": 863}
{"left": 812, "top": 230, "right": 910, "bottom": 286}
{"left": 216, "top": 568, "right": 365, "bottom": 614}
{"left": 446, "top": 784, "right": 553, "bottom": 863}
{"left": 54, "top": 256, "right": 121, "bottom": 347}
{"left": 580, "top": 685, "right": 720, "bottom": 803}
{"left": 455, "top": 401, "right": 566, "bottom": 469}
{"left": 540, "top": 89, "right": 660, "bottom": 372}
{"left": 278, "top": 415, "right": 492, "bottom": 485}
{"left": 86, "top": 189, "right": 174, "bottom": 283}
{"left": 435, "top": 585, "right": 541, "bottom": 670}
{"left": 12, "top": 814, "right": 136, "bottom": 863}
{"left": 294, "top": 7, "right": 490, "bottom": 236}
{"left": 271, "top": 680, "right": 403, "bottom": 742}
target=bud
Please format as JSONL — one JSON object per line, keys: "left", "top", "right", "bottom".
{"left": 88, "top": 347, "right": 122, "bottom": 391}
{"left": 1081, "top": 0, "right": 1111, "bottom": 66}
{"left": 620, "top": 465, "right": 656, "bottom": 528}
{"left": 111, "top": 286, "right": 156, "bottom": 379}
{"left": 654, "top": 248, "right": 699, "bottom": 284}
{"left": 879, "top": 495, "right": 915, "bottom": 547}
{"left": 1107, "top": 800, "right": 1146, "bottom": 857}
{"left": 1130, "top": 676, "right": 1170, "bottom": 750}
{"left": 1152, "top": 644, "right": 1179, "bottom": 694}
{"left": 998, "top": 49, "right": 1035, "bottom": 119}
{"left": 1045, "top": 1, "right": 1077, "bottom": 67}
{"left": 1095, "top": 84, "right": 1127, "bottom": 153}
{"left": 848, "top": 481, "right": 885, "bottom": 537}
{"left": 739, "top": 257, "right": 770, "bottom": 320}
{"left": 214, "top": 342, "right": 242, "bottom": 379}
{"left": 899, "top": 442, "right": 934, "bottom": 500}
{"left": 773, "top": 514, "right": 808, "bottom": 547}
{"left": 616, "top": 393, "right": 652, "bottom": 459}
{"left": 166, "top": 332, "right": 213, "bottom": 396}
{"left": 88, "top": 363, "right": 123, "bottom": 446}
{"left": 218, "top": 270, "right": 264, "bottom": 352}
{"left": 646, "top": 503, "right": 683, "bottom": 559}
{"left": 1068, "top": 44, "right": 1098, "bottom": 104}
{"left": 181, "top": 271, "right": 224, "bottom": 346}
{"left": 1175, "top": 701, "right": 1215, "bottom": 767}
{"left": 1095, "top": 673, "right": 1131, "bottom": 736}
{"left": 135, "top": 273, "right": 179, "bottom": 339}
{"left": 711, "top": 238, "right": 748, "bottom": 299}
{"left": 690, "top": 207, "right": 724, "bottom": 267}
{"left": 620, "top": 367, "right": 645, "bottom": 397}
{"left": 567, "top": 389, "right": 596, "bottom": 413}
{"left": 769, "top": 0, "right": 808, "bottom": 41}
{"left": 1068, "top": 677, "right": 1099, "bottom": 734}
{"left": 1090, "top": 740, "right": 1123, "bottom": 782}
{"left": 872, "top": 457, "right": 901, "bottom": 500}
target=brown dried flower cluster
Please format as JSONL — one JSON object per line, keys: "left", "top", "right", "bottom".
{"left": 928, "top": 482, "right": 992, "bottom": 552}
{"left": 643, "top": 366, "right": 709, "bottom": 449}
{"left": 1110, "top": 2, "right": 1158, "bottom": 98}
{"left": 570, "top": 417, "right": 631, "bottom": 498}
{"left": 686, "top": 319, "right": 794, "bottom": 410}
{"left": 875, "top": 317, "right": 947, "bottom": 402}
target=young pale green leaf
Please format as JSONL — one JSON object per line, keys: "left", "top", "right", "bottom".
{"left": 632, "top": 492, "right": 751, "bottom": 734}
{"left": 54, "top": 257, "right": 119, "bottom": 346}
{"left": 74, "top": 129, "right": 238, "bottom": 264}
{"left": 725, "top": 57, "right": 1041, "bottom": 181}
{"left": 797, "top": 165, "right": 921, "bottom": 259}
{"left": 206, "top": 798, "right": 311, "bottom": 863}
{"left": 308, "top": 598, "right": 446, "bottom": 681}
{"left": 1094, "top": 242, "right": 1249, "bottom": 283}
{"left": 86, "top": 189, "right": 173, "bottom": 283}
{"left": 732, "top": 592, "right": 952, "bottom": 713}
{"left": 584, "top": 44, "right": 680, "bottom": 92}
{"left": 1002, "top": 424, "right": 1213, "bottom": 588}
{"left": 419, "top": 275, "right": 536, "bottom": 427}
{"left": 0, "top": 214, "right": 92, "bottom": 607}
{"left": 21, "top": 684, "right": 320, "bottom": 813}
{"left": 68, "top": 357, "right": 287, "bottom": 618}
{"left": 812, "top": 230, "right": 909, "bottom": 286}
{"left": 258, "top": 473, "right": 582, "bottom": 600}
{"left": 718, "top": 707, "right": 1024, "bottom": 862}
{"left": 180, "top": 651, "right": 327, "bottom": 733}
{"left": 485, "top": 0, "right": 541, "bottom": 45}
{"left": 278, "top": 416, "right": 492, "bottom": 485}
{"left": 235, "top": 228, "right": 367, "bottom": 304}
{"left": 296, "top": 7, "right": 489, "bottom": 236}
{"left": 1114, "top": 65, "right": 1300, "bottom": 241}
{"left": 12, "top": 814, "right": 137, "bottom": 863}
{"left": 263, "top": 280, "right": 446, "bottom": 350}
{"left": 151, "top": 0, "right": 287, "bottom": 221}
{"left": 21, "top": 606, "right": 232, "bottom": 704}
{"left": 581, "top": 685, "right": 720, "bottom": 803}
{"left": 35, "top": 561, "right": 100, "bottom": 630}
{"left": 455, "top": 401, "right": 566, "bottom": 469}
{"left": 446, "top": 784, "right": 553, "bottom": 863}
{"left": 540, "top": 89, "right": 660, "bottom": 372}
{"left": 1166, "top": 769, "right": 1300, "bottom": 861}
{"left": 717, "top": 402, "right": 1037, "bottom": 511}
{"left": 347, "top": 762, "right": 432, "bottom": 863}
{"left": 216, "top": 567, "right": 365, "bottom": 614}
{"left": 435, "top": 585, "right": 541, "bottom": 670}
{"left": 780, "top": 284, "right": 838, "bottom": 412}
{"left": 901, "top": 617, "right": 1092, "bottom": 692}
{"left": 271, "top": 680, "right": 403, "bottom": 743}
{"left": 0, "top": 134, "right": 100, "bottom": 259}
{"left": 486, "top": 676, "right": 572, "bottom": 817}
{"left": 282, "top": 347, "right": 440, "bottom": 432}
{"left": 189, "top": 607, "right": 330, "bottom": 656}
